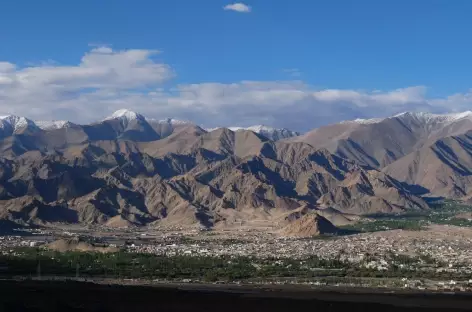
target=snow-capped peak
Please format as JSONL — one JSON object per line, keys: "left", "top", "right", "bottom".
{"left": 146, "top": 117, "right": 192, "bottom": 125}
{"left": 246, "top": 125, "right": 278, "bottom": 132}
{"left": 341, "top": 111, "right": 472, "bottom": 126}
{"left": 0, "top": 115, "right": 37, "bottom": 133}
{"left": 208, "top": 125, "right": 300, "bottom": 141}
{"left": 35, "top": 120, "right": 75, "bottom": 130}
{"left": 393, "top": 111, "right": 472, "bottom": 123}
{"left": 448, "top": 111, "right": 472, "bottom": 120}
{"left": 104, "top": 109, "right": 145, "bottom": 122}
{"left": 228, "top": 125, "right": 280, "bottom": 132}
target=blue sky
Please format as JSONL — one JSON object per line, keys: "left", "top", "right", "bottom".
{"left": 0, "top": 0, "right": 472, "bottom": 131}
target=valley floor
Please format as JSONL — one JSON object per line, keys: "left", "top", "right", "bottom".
{"left": 2, "top": 222, "right": 472, "bottom": 292}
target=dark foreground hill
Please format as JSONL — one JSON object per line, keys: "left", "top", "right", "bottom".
{"left": 0, "top": 280, "right": 471, "bottom": 312}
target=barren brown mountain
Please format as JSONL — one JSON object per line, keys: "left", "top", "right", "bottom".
{"left": 280, "top": 212, "right": 338, "bottom": 237}
{"left": 0, "top": 112, "right": 429, "bottom": 230}
{"left": 384, "top": 131, "right": 472, "bottom": 200}
{"left": 14, "top": 110, "right": 472, "bottom": 231}
{"left": 290, "top": 112, "right": 472, "bottom": 168}
{"left": 286, "top": 112, "right": 472, "bottom": 203}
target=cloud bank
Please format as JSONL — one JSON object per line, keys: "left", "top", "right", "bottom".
{"left": 1, "top": 46, "right": 472, "bottom": 131}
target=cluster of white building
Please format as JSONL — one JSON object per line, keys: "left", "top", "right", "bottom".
{"left": 125, "top": 230, "right": 472, "bottom": 275}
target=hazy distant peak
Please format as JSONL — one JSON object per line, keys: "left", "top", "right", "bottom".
{"left": 206, "top": 125, "right": 300, "bottom": 141}
{"left": 243, "top": 125, "right": 284, "bottom": 132}
{"left": 35, "top": 120, "right": 76, "bottom": 130}
{"left": 340, "top": 118, "right": 383, "bottom": 125}
{"left": 147, "top": 117, "right": 193, "bottom": 125}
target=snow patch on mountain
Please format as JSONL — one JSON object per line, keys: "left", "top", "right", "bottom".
{"left": 393, "top": 111, "right": 472, "bottom": 123}
{"left": 207, "top": 125, "right": 300, "bottom": 141}
{"left": 35, "top": 120, "right": 75, "bottom": 130}
{"left": 341, "top": 111, "right": 472, "bottom": 126}
{"left": 146, "top": 117, "right": 192, "bottom": 125}
{"left": 341, "top": 118, "right": 383, "bottom": 125}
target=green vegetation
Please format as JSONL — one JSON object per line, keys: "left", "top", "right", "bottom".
{"left": 340, "top": 199, "right": 472, "bottom": 233}
{"left": 0, "top": 247, "right": 470, "bottom": 282}
{"left": 341, "top": 219, "right": 427, "bottom": 233}
{"left": 1, "top": 248, "right": 347, "bottom": 282}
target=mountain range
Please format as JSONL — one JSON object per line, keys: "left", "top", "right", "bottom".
{"left": 1, "top": 109, "right": 472, "bottom": 234}
{"left": 290, "top": 111, "right": 472, "bottom": 200}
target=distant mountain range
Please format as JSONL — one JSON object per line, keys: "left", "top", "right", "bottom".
{"left": 0, "top": 109, "right": 300, "bottom": 143}
{"left": 2, "top": 109, "right": 472, "bottom": 235}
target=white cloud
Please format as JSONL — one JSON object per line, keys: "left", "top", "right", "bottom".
{"left": 223, "top": 3, "right": 252, "bottom": 13}
{"left": 158, "top": 83, "right": 441, "bottom": 131}
{"left": 0, "top": 46, "right": 173, "bottom": 92}
{"left": 0, "top": 62, "right": 15, "bottom": 72}
{"left": 1, "top": 47, "right": 472, "bottom": 131}
{"left": 0, "top": 46, "right": 174, "bottom": 120}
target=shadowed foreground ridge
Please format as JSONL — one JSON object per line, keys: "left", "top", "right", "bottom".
{"left": 1, "top": 280, "right": 472, "bottom": 312}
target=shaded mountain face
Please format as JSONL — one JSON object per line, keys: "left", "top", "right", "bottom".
{"left": 287, "top": 111, "right": 472, "bottom": 202}
{"left": 0, "top": 130, "right": 427, "bottom": 228}
{"left": 0, "top": 115, "right": 40, "bottom": 138}
{"left": 383, "top": 131, "right": 472, "bottom": 200}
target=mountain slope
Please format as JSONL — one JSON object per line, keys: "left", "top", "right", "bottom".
{"left": 0, "top": 136, "right": 427, "bottom": 228}
{"left": 384, "top": 131, "right": 472, "bottom": 199}
{"left": 280, "top": 212, "right": 338, "bottom": 237}
{"left": 291, "top": 111, "right": 472, "bottom": 168}
{"left": 6, "top": 109, "right": 469, "bottom": 230}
